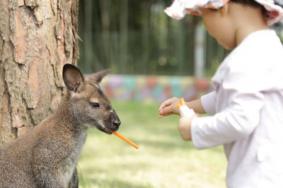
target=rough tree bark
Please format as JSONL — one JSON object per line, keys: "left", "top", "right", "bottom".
{"left": 0, "top": 0, "right": 79, "bottom": 144}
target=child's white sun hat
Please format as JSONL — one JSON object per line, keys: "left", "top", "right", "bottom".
{"left": 164, "top": 0, "right": 283, "bottom": 25}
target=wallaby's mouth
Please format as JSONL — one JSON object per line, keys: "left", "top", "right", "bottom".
{"left": 94, "top": 112, "right": 121, "bottom": 134}
{"left": 96, "top": 126, "right": 114, "bottom": 134}
{"left": 95, "top": 122, "right": 120, "bottom": 135}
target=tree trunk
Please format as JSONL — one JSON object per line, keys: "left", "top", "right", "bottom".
{"left": 0, "top": 0, "right": 79, "bottom": 144}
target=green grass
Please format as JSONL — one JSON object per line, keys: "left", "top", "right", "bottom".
{"left": 78, "top": 101, "right": 226, "bottom": 188}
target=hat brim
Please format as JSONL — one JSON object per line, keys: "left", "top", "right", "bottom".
{"left": 164, "top": 0, "right": 283, "bottom": 25}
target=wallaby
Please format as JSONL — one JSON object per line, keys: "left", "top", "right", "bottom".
{"left": 0, "top": 64, "right": 121, "bottom": 188}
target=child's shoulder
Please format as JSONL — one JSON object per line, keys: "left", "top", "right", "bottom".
{"left": 217, "top": 30, "right": 283, "bottom": 74}
{"left": 230, "top": 30, "right": 283, "bottom": 61}
{"left": 239, "top": 29, "right": 280, "bottom": 50}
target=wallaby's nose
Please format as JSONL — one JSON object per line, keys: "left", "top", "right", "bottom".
{"left": 113, "top": 119, "right": 121, "bottom": 127}
{"left": 110, "top": 112, "right": 121, "bottom": 131}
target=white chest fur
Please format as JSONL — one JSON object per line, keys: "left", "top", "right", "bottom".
{"left": 58, "top": 131, "right": 86, "bottom": 187}
{"left": 58, "top": 158, "right": 77, "bottom": 187}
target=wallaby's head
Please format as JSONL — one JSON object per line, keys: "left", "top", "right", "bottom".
{"left": 62, "top": 64, "right": 120, "bottom": 134}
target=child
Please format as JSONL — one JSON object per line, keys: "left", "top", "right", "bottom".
{"left": 159, "top": 0, "right": 283, "bottom": 187}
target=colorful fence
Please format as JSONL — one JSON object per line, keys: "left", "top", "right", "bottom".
{"left": 101, "top": 75, "right": 210, "bottom": 103}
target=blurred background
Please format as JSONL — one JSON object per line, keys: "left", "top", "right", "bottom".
{"left": 78, "top": 0, "right": 225, "bottom": 76}
{"left": 77, "top": 1, "right": 283, "bottom": 188}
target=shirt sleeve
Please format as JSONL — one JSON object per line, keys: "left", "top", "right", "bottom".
{"left": 200, "top": 91, "right": 216, "bottom": 115}
{"left": 191, "top": 65, "right": 265, "bottom": 149}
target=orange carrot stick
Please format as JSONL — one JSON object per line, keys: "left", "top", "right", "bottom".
{"left": 112, "top": 131, "right": 139, "bottom": 149}
{"left": 176, "top": 97, "right": 186, "bottom": 109}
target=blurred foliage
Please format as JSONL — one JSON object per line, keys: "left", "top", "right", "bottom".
{"left": 78, "top": 0, "right": 225, "bottom": 76}
{"left": 78, "top": 0, "right": 283, "bottom": 76}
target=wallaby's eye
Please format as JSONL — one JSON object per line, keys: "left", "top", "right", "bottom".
{"left": 90, "top": 102, "right": 100, "bottom": 108}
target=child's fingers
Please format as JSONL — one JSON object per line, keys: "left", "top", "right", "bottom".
{"left": 159, "top": 97, "right": 178, "bottom": 111}
{"left": 159, "top": 106, "right": 174, "bottom": 116}
{"left": 159, "top": 102, "right": 171, "bottom": 112}
{"left": 159, "top": 100, "right": 171, "bottom": 111}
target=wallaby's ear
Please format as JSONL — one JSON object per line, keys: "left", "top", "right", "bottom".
{"left": 87, "top": 69, "right": 110, "bottom": 83}
{"left": 63, "top": 64, "right": 84, "bottom": 92}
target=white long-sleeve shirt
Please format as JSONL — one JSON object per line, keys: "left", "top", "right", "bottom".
{"left": 191, "top": 29, "right": 283, "bottom": 188}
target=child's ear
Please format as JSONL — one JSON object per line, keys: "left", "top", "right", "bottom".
{"left": 63, "top": 64, "right": 85, "bottom": 92}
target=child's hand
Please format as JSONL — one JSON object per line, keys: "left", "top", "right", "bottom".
{"left": 159, "top": 97, "right": 180, "bottom": 116}
{"left": 178, "top": 115, "right": 195, "bottom": 141}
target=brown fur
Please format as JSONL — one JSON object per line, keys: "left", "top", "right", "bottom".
{"left": 0, "top": 64, "right": 120, "bottom": 188}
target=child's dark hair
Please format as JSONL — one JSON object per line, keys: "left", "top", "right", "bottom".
{"left": 231, "top": 0, "right": 267, "bottom": 16}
